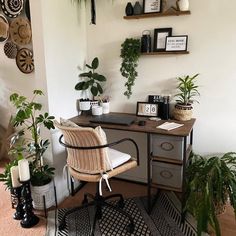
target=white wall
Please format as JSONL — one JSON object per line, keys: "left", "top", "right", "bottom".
{"left": 86, "top": 0, "right": 236, "bottom": 155}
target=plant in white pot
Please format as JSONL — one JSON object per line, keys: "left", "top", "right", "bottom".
{"left": 173, "top": 74, "right": 200, "bottom": 121}
{"left": 9, "top": 90, "right": 56, "bottom": 210}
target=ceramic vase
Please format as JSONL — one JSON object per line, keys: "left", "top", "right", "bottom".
{"left": 125, "top": 2, "right": 133, "bottom": 16}
{"left": 133, "top": 1, "right": 142, "bottom": 15}
{"left": 178, "top": 0, "right": 189, "bottom": 11}
{"left": 102, "top": 102, "right": 110, "bottom": 114}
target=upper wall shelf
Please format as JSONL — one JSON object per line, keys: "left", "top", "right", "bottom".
{"left": 123, "top": 10, "right": 191, "bottom": 20}
{"left": 141, "top": 51, "right": 189, "bottom": 56}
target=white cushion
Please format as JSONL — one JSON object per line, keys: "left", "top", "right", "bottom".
{"left": 107, "top": 148, "right": 131, "bottom": 169}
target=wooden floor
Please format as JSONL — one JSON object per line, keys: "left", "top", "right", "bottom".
{"left": 59, "top": 179, "right": 236, "bottom": 236}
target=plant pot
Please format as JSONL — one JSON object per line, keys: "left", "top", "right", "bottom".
{"left": 173, "top": 104, "right": 193, "bottom": 121}
{"left": 31, "top": 180, "right": 55, "bottom": 210}
{"left": 92, "top": 106, "right": 103, "bottom": 116}
{"left": 79, "top": 100, "right": 91, "bottom": 111}
{"left": 102, "top": 102, "right": 110, "bottom": 114}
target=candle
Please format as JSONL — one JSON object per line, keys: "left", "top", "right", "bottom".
{"left": 18, "top": 159, "right": 30, "bottom": 182}
{"left": 10, "top": 166, "right": 22, "bottom": 188}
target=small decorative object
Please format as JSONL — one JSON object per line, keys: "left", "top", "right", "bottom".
{"left": 165, "top": 35, "right": 188, "bottom": 52}
{"left": 25, "top": 0, "right": 31, "bottom": 21}
{"left": 4, "top": 41, "right": 18, "bottom": 59}
{"left": 91, "top": 0, "right": 96, "bottom": 24}
{"left": 153, "top": 28, "right": 172, "bottom": 52}
{"left": 173, "top": 74, "right": 200, "bottom": 121}
{"left": 0, "top": 14, "right": 9, "bottom": 43}
{"left": 125, "top": 2, "right": 133, "bottom": 16}
{"left": 16, "top": 48, "right": 34, "bottom": 74}
{"left": 133, "top": 1, "right": 142, "bottom": 15}
{"left": 120, "top": 38, "right": 141, "bottom": 99}
{"left": 92, "top": 106, "right": 103, "bottom": 116}
{"left": 177, "top": 0, "right": 189, "bottom": 11}
{"left": 101, "top": 96, "right": 110, "bottom": 114}
{"left": 136, "top": 102, "right": 158, "bottom": 117}
{"left": 141, "top": 30, "right": 152, "bottom": 53}
{"left": 0, "top": 0, "right": 24, "bottom": 18}
{"left": 162, "top": 0, "right": 179, "bottom": 12}
{"left": 143, "top": 0, "right": 161, "bottom": 14}
{"left": 9, "top": 17, "right": 32, "bottom": 46}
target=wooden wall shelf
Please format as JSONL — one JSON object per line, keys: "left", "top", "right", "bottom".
{"left": 123, "top": 10, "right": 191, "bottom": 20}
{"left": 141, "top": 51, "right": 189, "bottom": 56}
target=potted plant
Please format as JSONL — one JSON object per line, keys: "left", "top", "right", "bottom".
{"left": 183, "top": 152, "right": 236, "bottom": 236}
{"left": 120, "top": 38, "right": 141, "bottom": 99}
{"left": 173, "top": 73, "right": 200, "bottom": 121}
{"left": 75, "top": 57, "right": 107, "bottom": 113}
{"left": 9, "top": 89, "right": 55, "bottom": 210}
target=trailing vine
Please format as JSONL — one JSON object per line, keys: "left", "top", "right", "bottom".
{"left": 120, "top": 38, "right": 141, "bottom": 99}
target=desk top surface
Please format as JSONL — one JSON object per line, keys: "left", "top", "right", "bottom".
{"left": 70, "top": 112, "right": 196, "bottom": 137}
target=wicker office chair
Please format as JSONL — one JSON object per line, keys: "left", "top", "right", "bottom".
{"left": 55, "top": 121, "right": 139, "bottom": 235}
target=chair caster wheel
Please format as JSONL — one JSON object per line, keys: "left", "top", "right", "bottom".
{"left": 117, "top": 199, "right": 125, "bottom": 208}
{"left": 126, "top": 223, "right": 135, "bottom": 233}
{"left": 59, "top": 221, "right": 66, "bottom": 231}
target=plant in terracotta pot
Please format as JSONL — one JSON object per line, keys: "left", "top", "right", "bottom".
{"left": 184, "top": 152, "right": 236, "bottom": 236}
{"left": 173, "top": 73, "right": 200, "bottom": 121}
{"left": 120, "top": 38, "right": 141, "bottom": 99}
{"left": 75, "top": 57, "right": 107, "bottom": 113}
{"left": 9, "top": 89, "right": 56, "bottom": 209}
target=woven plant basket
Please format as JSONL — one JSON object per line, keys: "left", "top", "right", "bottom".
{"left": 173, "top": 104, "right": 193, "bottom": 121}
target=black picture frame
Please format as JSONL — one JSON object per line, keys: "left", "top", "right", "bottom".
{"left": 136, "top": 102, "right": 159, "bottom": 117}
{"left": 165, "top": 35, "right": 188, "bottom": 52}
{"left": 153, "top": 28, "right": 172, "bottom": 52}
{"left": 143, "top": 0, "right": 162, "bottom": 14}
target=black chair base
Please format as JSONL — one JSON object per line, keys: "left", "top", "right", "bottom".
{"left": 59, "top": 185, "right": 135, "bottom": 235}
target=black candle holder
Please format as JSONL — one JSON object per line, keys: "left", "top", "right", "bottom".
{"left": 12, "top": 186, "right": 24, "bottom": 220}
{"left": 20, "top": 180, "right": 39, "bottom": 228}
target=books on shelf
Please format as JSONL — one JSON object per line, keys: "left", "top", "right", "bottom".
{"left": 157, "top": 122, "right": 184, "bottom": 131}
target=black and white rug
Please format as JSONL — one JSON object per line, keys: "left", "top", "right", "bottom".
{"left": 46, "top": 192, "right": 207, "bottom": 236}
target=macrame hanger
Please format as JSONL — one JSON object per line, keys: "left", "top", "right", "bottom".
{"left": 91, "top": 0, "right": 96, "bottom": 24}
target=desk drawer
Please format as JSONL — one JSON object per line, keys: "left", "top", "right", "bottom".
{"left": 151, "top": 134, "right": 184, "bottom": 160}
{"left": 152, "top": 161, "right": 183, "bottom": 189}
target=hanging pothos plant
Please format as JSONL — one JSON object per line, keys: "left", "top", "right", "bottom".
{"left": 120, "top": 38, "right": 141, "bottom": 99}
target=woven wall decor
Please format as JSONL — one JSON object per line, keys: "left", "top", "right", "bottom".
{"left": 16, "top": 48, "right": 34, "bottom": 74}
{"left": 0, "top": 0, "right": 23, "bottom": 18}
{"left": 4, "top": 41, "right": 18, "bottom": 59}
{"left": 0, "top": 14, "right": 9, "bottom": 43}
{"left": 9, "top": 17, "right": 31, "bottom": 45}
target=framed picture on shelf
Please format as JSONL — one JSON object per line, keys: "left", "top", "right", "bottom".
{"left": 165, "top": 35, "right": 188, "bottom": 52}
{"left": 143, "top": 0, "right": 162, "bottom": 14}
{"left": 153, "top": 28, "right": 172, "bottom": 52}
{"left": 136, "top": 102, "right": 159, "bottom": 117}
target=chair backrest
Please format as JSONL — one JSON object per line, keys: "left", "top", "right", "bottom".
{"left": 55, "top": 121, "right": 107, "bottom": 174}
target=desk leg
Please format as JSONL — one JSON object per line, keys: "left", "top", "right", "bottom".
{"left": 147, "top": 133, "right": 152, "bottom": 214}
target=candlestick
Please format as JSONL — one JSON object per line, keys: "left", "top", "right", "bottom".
{"left": 12, "top": 186, "right": 24, "bottom": 220}
{"left": 18, "top": 159, "right": 30, "bottom": 182}
{"left": 10, "top": 166, "right": 22, "bottom": 188}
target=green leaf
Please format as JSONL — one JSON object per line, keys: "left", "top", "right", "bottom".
{"left": 33, "top": 90, "right": 44, "bottom": 95}
{"left": 79, "top": 72, "right": 92, "bottom": 78}
{"left": 91, "top": 57, "right": 99, "bottom": 70}
{"left": 75, "top": 81, "right": 85, "bottom": 90}
{"left": 94, "top": 74, "right": 106, "bottom": 82}
{"left": 96, "top": 83, "right": 103, "bottom": 94}
{"left": 91, "top": 86, "right": 98, "bottom": 96}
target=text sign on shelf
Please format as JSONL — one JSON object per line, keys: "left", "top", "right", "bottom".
{"left": 165, "top": 35, "right": 188, "bottom": 51}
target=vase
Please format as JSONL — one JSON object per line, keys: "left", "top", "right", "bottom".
{"left": 125, "top": 2, "right": 133, "bottom": 16}
{"left": 102, "top": 102, "right": 110, "bottom": 114}
{"left": 92, "top": 106, "right": 103, "bottom": 116}
{"left": 133, "top": 1, "right": 142, "bottom": 15}
{"left": 178, "top": 0, "right": 189, "bottom": 11}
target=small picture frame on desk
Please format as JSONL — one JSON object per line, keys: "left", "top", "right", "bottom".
{"left": 136, "top": 102, "right": 159, "bottom": 117}
{"left": 165, "top": 35, "right": 188, "bottom": 52}
{"left": 143, "top": 0, "right": 162, "bottom": 14}
{"left": 153, "top": 28, "right": 172, "bottom": 52}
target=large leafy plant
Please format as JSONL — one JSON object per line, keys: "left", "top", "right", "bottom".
{"left": 175, "top": 74, "right": 200, "bottom": 105}
{"left": 120, "top": 38, "right": 141, "bottom": 99}
{"left": 9, "top": 90, "right": 55, "bottom": 186}
{"left": 75, "top": 57, "right": 106, "bottom": 98}
{"left": 184, "top": 152, "right": 236, "bottom": 236}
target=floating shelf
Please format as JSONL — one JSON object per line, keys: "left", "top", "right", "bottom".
{"left": 141, "top": 51, "right": 189, "bottom": 56}
{"left": 123, "top": 10, "right": 191, "bottom": 20}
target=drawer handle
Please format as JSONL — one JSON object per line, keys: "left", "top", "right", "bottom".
{"left": 160, "top": 170, "right": 173, "bottom": 179}
{"left": 160, "top": 142, "right": 174, "bottom": 151}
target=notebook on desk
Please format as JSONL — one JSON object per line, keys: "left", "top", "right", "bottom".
{"left": 90, "top": 114, "right": 136, "bottom": 126}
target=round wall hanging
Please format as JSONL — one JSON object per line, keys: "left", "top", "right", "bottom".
{"left": 9, "top": 17, "right": 31, "bottom": 45}
{"left": 0, "top": 14, "right": 9, "bottom": 43}
{"left": 4, "top": 41, "right": 18, "bottom": 59}
{"left": 16, "top": 48, "right": 34, "bottom": 74}
{"left": 0, "top": 0, "right": 24, "bottom": 18}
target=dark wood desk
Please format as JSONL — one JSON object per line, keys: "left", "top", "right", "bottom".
{"left": 70, "top": 113, "right": 195, "bottom": 213}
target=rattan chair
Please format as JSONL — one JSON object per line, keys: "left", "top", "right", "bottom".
{"left": 55, "top": 121, "right": 139, "bottom": 235}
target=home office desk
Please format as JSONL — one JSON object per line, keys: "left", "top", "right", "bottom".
{"left": 70, "top": 113, "right": 195, "bottom": 213}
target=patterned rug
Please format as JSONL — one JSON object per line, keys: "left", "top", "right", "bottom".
{"left": 46, "top": 192, "right": 205, "bottom": 236}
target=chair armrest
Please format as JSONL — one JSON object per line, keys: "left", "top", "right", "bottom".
{"left": 59, "top": 135, "right": 139, "bottom": 165}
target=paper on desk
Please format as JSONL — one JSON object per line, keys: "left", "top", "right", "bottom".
{"left": 157, "top": 122, "right": 184, "bottom": 131}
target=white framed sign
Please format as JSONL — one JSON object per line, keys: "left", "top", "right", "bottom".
{"left": 165, "top": 35, "right": 188, "bottom": 51}
{"left": 143, "top": 0, "right": 162, "bottom": 13}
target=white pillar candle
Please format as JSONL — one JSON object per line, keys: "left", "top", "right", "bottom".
{"left": 18, "top": 159, "right": 30, "bottom": 182}
{"left": 10, "top": 166, "right": 22, "bottom": 188}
